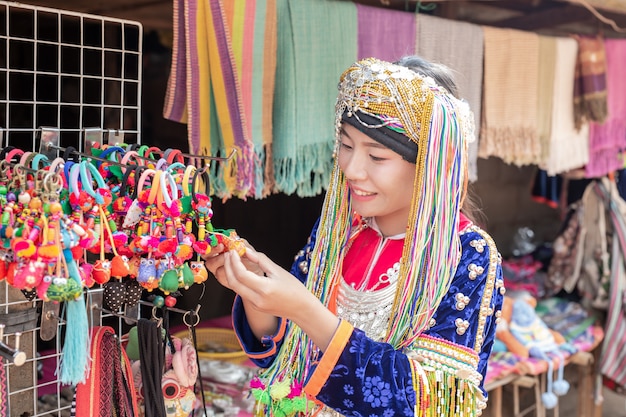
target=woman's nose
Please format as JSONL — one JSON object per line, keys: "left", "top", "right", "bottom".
{"left": 341, "top": 152, "right": 367, "bottom": 181}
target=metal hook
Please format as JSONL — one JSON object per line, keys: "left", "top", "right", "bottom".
{"left": 0, "top": 324, "right": 26, "bottom": 366}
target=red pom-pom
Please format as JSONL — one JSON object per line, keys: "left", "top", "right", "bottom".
{"left": 192, "top": 241, "right": 210, "bottom": 255}
{"left": 158, "top": 238, "right": 177, "bottom": 255}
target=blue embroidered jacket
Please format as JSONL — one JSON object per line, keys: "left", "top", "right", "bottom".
{"left": 232, "top": 219, "right": 504, "bottom": 416}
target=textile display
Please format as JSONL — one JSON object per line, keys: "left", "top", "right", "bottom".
{"left": 587, "top": 39, "right": 626, "bottom": 178}
{"left": 480, "top": 26, "right": 541, "bottom": 166}
{"left": 74, "top": 326, "right": 139, "bottom": 417}
{"left": 417, "top": 14, "right": 483, "bottom": 182}
{"left": 531, "top": 168, "right": 562, "bottom": 209}
{"left": 356, "top": 3, "right": 416, "bottom": 62}
{"left": 593, "top": 179, "right": 626, "bottom": 389}
{"left": 541, "top": 37, "right": 590, "bottom": 176}
{"left": 163, "top": 0, "right": 276, "bottom": 199}
{"left": 537, "top": 35, "right": 558, "bottom": 162}
{"left": 0, "top": 362, "right": 6, "bottom": 417}
{"left": 272, "top": 0, "right": 357, "bottom": 196}
{"left": 573, "top": 35, "right": 608, "bottom": 128}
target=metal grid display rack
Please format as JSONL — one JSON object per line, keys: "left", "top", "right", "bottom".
{"left": 0, "top": 2, "right": 142, "bottom": 415}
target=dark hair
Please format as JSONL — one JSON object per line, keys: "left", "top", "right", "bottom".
{"left": 394, "top": 55, "right": 485, "bottom": 227}
{"left": 394, "top": 55, "right": 459, "bottom": 98}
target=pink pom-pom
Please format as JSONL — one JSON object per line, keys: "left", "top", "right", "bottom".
{"left": 250, "top": 376, "right": 266, "bottom": 390}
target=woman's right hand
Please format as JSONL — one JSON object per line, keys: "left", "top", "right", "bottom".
{"left": 203, "top": 242, "right": 280, "bottom": 339}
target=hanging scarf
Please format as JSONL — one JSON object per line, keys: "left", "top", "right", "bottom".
{"left": 272, "top": 0, "right": 357, "bottom": 196}
{"left": 537, "top": 35, "right": 557, "bottom": 163}
{"left": 480, "top": 26, "right": 541, "bottom": 166}
{"left": 541, "top": 37, "right": 589, "bottom": 176}
{"left": 75, "top": 326, "right": 139, "bottom": 417}
{"left": 417, "top": 14, "right": 483, "bottom": 182}
{"left": 587, "top": 39, "right": 626, "bottom": 178}
{"left": 572, "top": 34, "right": 608, "bottom": 129}
{"left": 356, "top": 3, "right": 416, "bottom": 62}
{"left": 255, "top": 58, "right": 472, "bottom": 416}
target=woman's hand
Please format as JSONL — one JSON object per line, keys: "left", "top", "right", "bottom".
{"left": 222, "top": 248, "right": 340, "bottom": 351}
{"left": 203, "top": 240, "right": 263, "bottom": 290}
{"left": 203, "top": 243, "right": 279, "bottom": 339}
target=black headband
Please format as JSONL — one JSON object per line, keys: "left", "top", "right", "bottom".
{"left": 341, "top": 110, "right": 418, "bottom": 163}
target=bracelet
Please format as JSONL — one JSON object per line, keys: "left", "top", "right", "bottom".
{"left": 98, "top": 145, "right": 125, "bottom": 161}
{"left": 0, "top": 146, "right": 15, "bottom": 160}
{"left": 136, "top": 168, "right": 156, "bottom": 198}
{"left": 164, "top": 148, "right": 184, "bottom": 165}
{"left": 147, "top": 146, "right": 162, "bottom": 160}
{"left": 69, "top": 162, "right": 82, "bottom": 198}
{"left": 147, "top": 170, "right": 163, "bottom": 205}
{"left": 48, "top": 157, "right": 66, "bottom": 174}
{"left": 79, "top": 160, "right": 107, "bottom": 205}
{"left": 181, "top": 165, "right": 196, "bottom": 197}
{"left": 31, "top": 153, "right": 49, "bottom": 170}
{"left": 62, "top": 146, "right": 79, "bottom": 162}
{"left": 155, "top": 158, "right": 169, "bottom": 171}
{"left": 4, "top": 148, "right": 24, "bottom": 163}
{"left": 18, "top": 151, "right": 32, "bottom": 166}
{"left": 160, "top": 170, "right": 177, "bottom": 208}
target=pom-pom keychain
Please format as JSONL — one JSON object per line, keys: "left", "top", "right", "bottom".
{"left": 92, "top": 260, "right": 112, "bottom": 284}
{"left": 137, "top": 258, "right": 159, "bottom": 291}
{"left": 189, "top": 261, "right": 208, "bottom": 284}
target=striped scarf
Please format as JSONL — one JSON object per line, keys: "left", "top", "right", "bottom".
{"left": 164, "top": 0, "right": 276, "bottom": 199}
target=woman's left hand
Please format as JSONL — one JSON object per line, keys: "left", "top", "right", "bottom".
{"left": 223, "top": 248, "right": 340, "bottom": 351}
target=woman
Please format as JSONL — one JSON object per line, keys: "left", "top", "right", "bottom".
{"left": 206, "top": 56, "right": 504, "bottom": 417}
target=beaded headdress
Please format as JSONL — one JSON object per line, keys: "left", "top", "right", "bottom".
{"left": 255, "top": 57, "right": 475, "bottom": 415}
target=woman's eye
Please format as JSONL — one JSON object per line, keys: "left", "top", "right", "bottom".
{"left": 340, "top": 142, "right": 353, "bottom": 150}
{"left": 370, "top": 155, "right": 386, "bottom": 162}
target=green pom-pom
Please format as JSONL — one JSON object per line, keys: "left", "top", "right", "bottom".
{"left": 280, "top": 399, "right": 296, "bottom": 415}
{"left": 291, "top": 396, "right": 310, "bottom": 413}
{"left": 180, "top": 263, "right": 195, "bottom": 288}
{"left": 158, "top": 269, "right": 179, "bottom": 294}
{"left": 257, "top": 390, "right": 271, "bottom": 405}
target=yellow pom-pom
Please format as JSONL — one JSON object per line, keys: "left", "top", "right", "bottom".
{"left": 269, "top": 379, "right": 291, "bottom": 400}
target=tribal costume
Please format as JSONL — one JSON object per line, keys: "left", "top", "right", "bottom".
{"left": 232, "top": 58, "right": 504, "bottom": 416}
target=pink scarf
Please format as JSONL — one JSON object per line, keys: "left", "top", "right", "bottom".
{"left": 587, "top": 39, "right": 626, "bottom": 177}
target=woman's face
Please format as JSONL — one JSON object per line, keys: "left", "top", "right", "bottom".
{"left": 337, "top": 123, "right": 416, "bottom": 237}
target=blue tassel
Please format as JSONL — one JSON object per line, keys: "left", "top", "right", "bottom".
{"left": 59, "top": 246, "right": 90, "bottom": 385}
{"left": 60, "top": 296, "right": 89, "bottom": 384}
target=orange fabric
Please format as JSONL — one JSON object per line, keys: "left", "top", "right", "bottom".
{"left": 304, "top": 320, "right": 353, "bottom": 397}
{"left": 240, "top": 315, "right": 288, "bottom": 360}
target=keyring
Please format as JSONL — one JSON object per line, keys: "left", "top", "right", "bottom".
{"left": 191, "top": 168, "right": 211, "bottom": 203}
{"left": 182, "top": 310, "right": 200, "bottom": 328}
